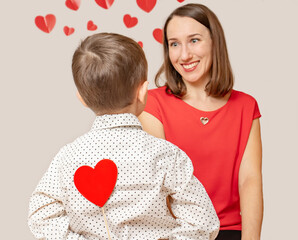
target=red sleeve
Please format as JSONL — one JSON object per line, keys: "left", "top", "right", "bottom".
{"left": 253, "top": 98, "right": 261, "bottom": 120}
{"left": 144, "top": 91, "right": 163, "bottom": 123}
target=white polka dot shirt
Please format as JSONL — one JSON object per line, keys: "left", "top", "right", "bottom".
{"left": 28, "top": 113, "right": 219, "bottom": 240}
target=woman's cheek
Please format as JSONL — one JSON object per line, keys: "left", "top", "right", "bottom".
{"left": 169, "top": 49, "right": 178, "bottom": 65}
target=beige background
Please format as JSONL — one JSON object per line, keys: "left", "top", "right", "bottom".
{"left": 1, "top": 0, "right": 297, "bottom": 239}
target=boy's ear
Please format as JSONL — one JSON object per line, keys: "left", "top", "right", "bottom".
{"left": 76, "top": 91, "right": 88, "bottom": 107}
{"left": 137, "top": 81, "right": 149, "bottom": 104}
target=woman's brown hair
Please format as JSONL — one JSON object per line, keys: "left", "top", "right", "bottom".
{"left": 156, "top": 3, "right": 233, "bottom": 98}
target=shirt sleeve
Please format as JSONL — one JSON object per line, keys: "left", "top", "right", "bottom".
{"left": 144, "top": 90, "right": 163, "bottom": 123}
{"left": 28, "top": 149, "right": 87, "bottom": 240}
{"left": 164, "top": 148, "right": 220, "bottom": 240}
{"left": 253, "top": 98, "right": 261, "bottom": 119}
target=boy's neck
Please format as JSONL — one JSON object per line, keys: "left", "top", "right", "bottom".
{"left": 96, "top": 104, "right": 143, "bottom": 117}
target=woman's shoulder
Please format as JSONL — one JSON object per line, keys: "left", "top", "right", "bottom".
{"left": 230, "top": 90, "right": 261, "bottom": 118}
{"left": 231, "top": 89, "right": 258, "bottom": 105}
{"left": 145, "top": 86, "right": 181, "bottom": 116}
{"left": 148, "top": 86, "right": 167, "bottom": 96}
{"left": 148, "top": 86, "right": 178, "bottom": 102}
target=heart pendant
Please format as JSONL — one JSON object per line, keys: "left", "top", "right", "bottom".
{"left": 200, "top": 117, "right": 209, "bottom": 125}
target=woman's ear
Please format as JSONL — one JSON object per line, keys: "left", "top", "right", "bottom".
{"left": 76, "top": 91, "right": 88, "bottom": 107}
{"left": 137, "top": 81, "right": 149, "bottom": 104}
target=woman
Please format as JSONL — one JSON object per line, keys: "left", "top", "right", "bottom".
{"left": 139, "top": 3, "right": 263, "bottom": 240}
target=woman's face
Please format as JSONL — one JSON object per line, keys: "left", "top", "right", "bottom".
{"left": 167, "top": 16, "right": 213, "bottom": 85}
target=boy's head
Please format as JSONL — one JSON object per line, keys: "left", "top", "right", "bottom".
{"left": 72, "top": 33, "right": 148, "bottom": 115}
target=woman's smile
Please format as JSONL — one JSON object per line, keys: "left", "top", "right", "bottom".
{"left": 181, "top": 61, "right": 200, "bottom": 71}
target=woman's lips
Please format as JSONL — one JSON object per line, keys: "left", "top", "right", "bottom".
{"left": 181, "top": 61, "right": 199, "bottom": 72}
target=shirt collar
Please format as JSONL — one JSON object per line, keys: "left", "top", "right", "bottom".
{"left": 91, "top": 113, "right": 142, "bottom": 131}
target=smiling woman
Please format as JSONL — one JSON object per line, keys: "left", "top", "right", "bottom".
{"left": 139, "top": 3, "right": 263, "bottom": 240}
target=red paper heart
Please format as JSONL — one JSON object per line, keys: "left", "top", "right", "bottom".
{"left": 64, "top": 26, "right": 75, "bottom": 36}
{"left": 65, "top": 0, "right": 81, "bottom": 11}
{"left": 95, "top": 0, "right": 114, "bottom": 9}
{"left": 74, "top": 159, "right": 118, "bottom": 207}
{"left": 123, "top": 14, "right": 138, "bottom": 28}
{"left": 35, "top": 14, "right": 56, "bottom": 33}
{"left": 87, "top": 20, "right": 97, "bottom": 31}
{"left": 137, "top": 0, "right": 157, "bottom": 13}
{"left": 177, "top": 0, "right": 185, "bottom": 2}
{"left": 138, "top": 41, "right": 143, "bottom": 48}
{"left": 153, "top": 28, "right": 163, "bottom": 44}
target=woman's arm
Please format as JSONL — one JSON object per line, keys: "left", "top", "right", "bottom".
{"left": 138, "top": 111, "right": 166, "bottom": 139}
{"left": 239, "top": 118, "right": 263, "bottom": 240}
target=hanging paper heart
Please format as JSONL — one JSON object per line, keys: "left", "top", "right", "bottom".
{"left": 136, "top": 0, "right": 157, "bottom": 13}
{"left": 64, "top": 26, "right": 75, "bottom": 36}
{"left": 123, "top": 14, "right": 138, "bottom": 28}
{"left": 177, "top": 0, "right": 185, "bottom": 2}
{"left": 153, "top": 28, "right": 163, "bottom": 44}
{"left": 138, "top": 41, "right": 143, "bottom": 48}
{"left": 87, "top": 20, "right": 98, "bottom": 31}
{"left": 35, "top": 14, "right": 56, "bottom": 33}
{"left": 65, "top": 0, "right": 81, "bottom": 11}
{"left": 95, "top": 0, "right": 114, "bottom": 9}
{"left": 74, "top": 159, "right": 118, "bottom": 207}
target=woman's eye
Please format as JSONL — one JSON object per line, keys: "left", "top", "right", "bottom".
{"left": 191, "top": 38, "right": 199, "bottom": 43}
{"left": 170, "top": 42, "right": 178, "bottom": 47}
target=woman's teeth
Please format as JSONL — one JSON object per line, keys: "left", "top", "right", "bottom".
{"left": 183, "top": 61, "right": 199, "bottom": 69}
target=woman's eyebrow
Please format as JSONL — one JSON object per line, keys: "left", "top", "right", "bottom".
{"left": 167, "top": 37, "right": 178, "bottom": 41}
{"left": 168, "top": 33, "right": 202, "bottom": 41}
{"left": 188, "top": 33, "right": 203, "bottom": 38}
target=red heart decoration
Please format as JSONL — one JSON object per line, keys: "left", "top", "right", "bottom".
{"left": 137, "top": 0, "right": 157, "bottom": 13}
{"left": 64, "top": 26, "right": 75, "bottom": 36}
{"left": 65, "top": 0, "right": 81, "bottom": 11}
{"left": 35, "top": 14, "right": 56, "bottom": 33}
{"left": 95, "top": 0, "right": 114, "bottom": 9}
{"left": 87, "top": 20, "right": 97, "bottom": 31}
{"left": 177, "top": 0, "right": 185, "bottom": 2}
{"left": 138, "top": 41, "right": 143, "bottom": 48}
{"left": 153, "top": 28, "right": 163, "bottom": 44}
{"left": 123, "top": 14, "right": 138, "bottom": 28}
{"left": 74, "top": 159, "right": 118, "bottom": 207}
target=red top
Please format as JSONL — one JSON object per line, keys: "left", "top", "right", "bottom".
{"left": 144, "top": 87, "right": 261, "bottom": 230}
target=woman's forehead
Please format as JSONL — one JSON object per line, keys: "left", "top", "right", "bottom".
{"left": 167, "top": 16, "right": 210, "bottom": 39}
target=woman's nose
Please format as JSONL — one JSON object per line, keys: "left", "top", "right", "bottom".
{"left": 180, "top": 44, "right": 192, "bottom": 61}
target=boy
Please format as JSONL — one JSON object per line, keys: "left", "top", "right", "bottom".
{"left": 28, "top": 33, "right": 219, "bottom": 240}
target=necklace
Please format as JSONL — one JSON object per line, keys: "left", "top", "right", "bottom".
{"left": 200, "top": 117, "right": 209, "bottom": 125}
